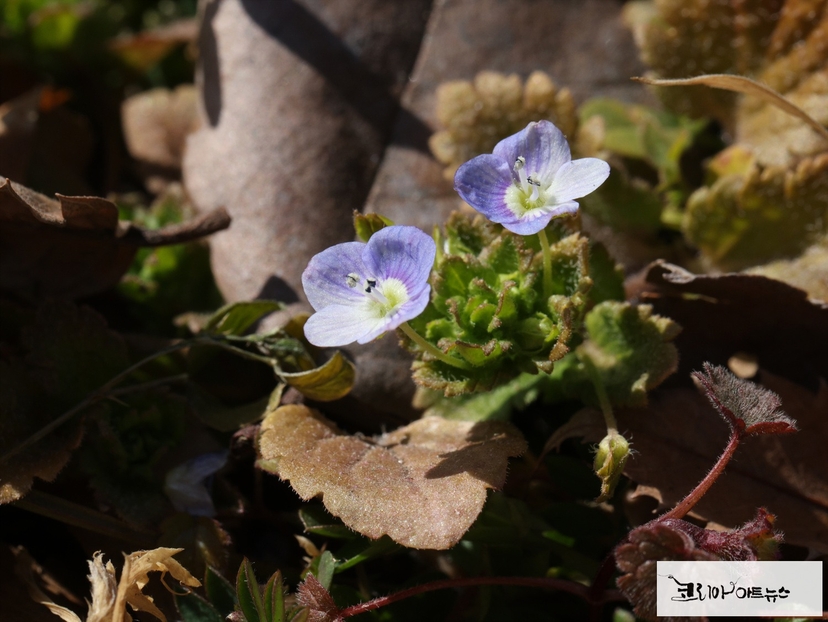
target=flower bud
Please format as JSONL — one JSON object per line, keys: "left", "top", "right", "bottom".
{"left": 593, "top": 430, "right": 630, "bottom": 502}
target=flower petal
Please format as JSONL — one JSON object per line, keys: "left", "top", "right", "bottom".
{"left": 302, "top": 241, "right": 367, "bottom": 311}
{"left": 493, "top": 121, "right": 570, "bottom": 183}
{"left": 304, "top": 303, "right": 387, "bottom": 347}
{"left": 548, "top": 158, "right": 610, "bottom": 203}
{"left": 454, "top": 154, "right": 513, "bottom": 220}
{"left": 363, "top": 226, "right": 436, "bottom": 295}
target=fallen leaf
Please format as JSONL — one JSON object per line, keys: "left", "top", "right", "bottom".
{"left": 19, "top": 547, "right": 200, "bottom": 622}
{"left": 183, "top": 0, "right": 431, "bottom": 304}
{"left": 1, "top": 300, "right": 128, "bottom": 504}
{"left": 0, "top": 176, "right": 230, "bottom": 300}
{"left": 109, "top": 18, "right": 198, "bottom": 72}
{"left": 640, "top": 261, "right": 828, "bottom": 385}
{"left": 121, "top": 85, "right": 199, "bottom": 193}
{"left": 257, "top": 405, "right": 527, "bottom": 549}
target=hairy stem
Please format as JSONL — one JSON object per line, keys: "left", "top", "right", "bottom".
{"left": 399, "top": 322, "right": 471, "bottom": 370}
{"left": 580, "top": 350, "right": 617, "bottom": 433}
{"left": 537, "top": 228, "right": 554, "bottom": 301}
{"left": 660, "top": 429, "right": 741, "bottom": 521}
{"left": 338, "top": 575, "right": 624, "bottom": 618}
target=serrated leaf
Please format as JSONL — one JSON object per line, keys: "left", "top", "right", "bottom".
{"left": 236, "top": 558, "right": 266, "bottom": 622}
{"left": 205, "top": 566, "right": 237, "bottom": 617}
{"left": 176, "top": 592, "right": 225, "bottom": 622}
{"left": 546, "top": 301, "right": 680, "bottom": 408}
{"left": 258, "top": 405, "right": 526, "bottom": 549}
{"left": 280, "top": 351, "right": 355, "bottom": 402}
{"left": 205, "top": 301, "right": 285, "bottom": 336}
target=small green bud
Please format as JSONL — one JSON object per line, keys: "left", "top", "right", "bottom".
{"left": 593, "top": 430, "right": 630, "bottom": 502}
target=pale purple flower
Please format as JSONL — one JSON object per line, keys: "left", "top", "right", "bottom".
{"left": 454, "top": 120, "right": 610, "bottom": 235}
{"left": 302, "top": 225, "right": 436, "bottom": 347}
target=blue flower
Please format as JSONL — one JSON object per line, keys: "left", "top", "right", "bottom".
{"left": 454, "top": 120, "right": 610, "bottom": 235}
{"left": 302, "top": 225, "right": 436, "bottom": 347}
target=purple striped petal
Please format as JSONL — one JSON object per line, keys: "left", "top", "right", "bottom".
{"left": 302, "top": 241, "right": 368, "bottom": 310}
{"left": 493, "top": 121, "right": 570, "bottom": 183}
{"left": 455, "top": 154, "right": 513, "bottom": 220}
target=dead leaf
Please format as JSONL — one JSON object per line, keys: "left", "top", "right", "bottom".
{"left": 110, "top": 18, "right": 198, "bottom": 72}
{"left": 184, "top": 0, "right": 431, "bottom": 304}
{"left": 121, "top": 85, "right": 199, "bottom": 193}
{"left": 0, "top": 176, "right": 230, "bottom": 300}
{"left": 639, "top": 261, "right": 828, "bottom": 385}
{"left": 257, "top": 405, "right": 527, "bottom": 549}
{"left": 18, "top": 547, "right": 200, "bottom": 622}
{"left": 561, "top": 373, "right": 828, "bottom": 552}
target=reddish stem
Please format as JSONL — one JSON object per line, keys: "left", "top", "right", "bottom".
{"left": 659, "top": 429, "right": 741, "bottom": 521}
{"left": 338, "top": 576, "right": 625, "bottom": 619}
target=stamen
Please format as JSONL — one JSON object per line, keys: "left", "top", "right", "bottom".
{"left": 513, "top": 155, "right": 530, "bottom": 192}
{"left": 346, "top": 272, "right": 360, "bottom": 288}
{"left": 366, "top": 278, "right": 377, "bottom": 288}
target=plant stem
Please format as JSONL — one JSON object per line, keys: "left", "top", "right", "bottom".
{"left": 580, "top": 350, "right": 617, "bottom": 433}
{"left": 338, "top": 576, "right": 625, "bottom": 619}
{"left": 398, "top": 322, "right": 471, "bottom": 370}
{"left": 14, "top": 490, "right": 156, "bottom": 546}
{"left": 660, "top": 429, "right": 741, "bottom": 521}
{"left": 537, "top": 229, "right": 554, "bottom": 301}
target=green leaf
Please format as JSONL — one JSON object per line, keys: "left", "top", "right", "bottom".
{"left": 176, "top": 592, "right": 224, "bottom": 622}
{"left": 205, "top": 301, "right": 285, "bottom": 336}
{"left": 316, "top": 550, "right": 336, "bottom": 591}
{"left": 299, "top": 506, "right": 357, "bottom": 540}
{"left": 205, "top": 566, "right": 237, "bottom": 617}
{"left": 333, "top": 536, "right": 400, "bottom": 573}
{"left": 236, "top": 558, "right": 266, "bottom": 622}
{"left": 280, "top": 351, "right": 355, "bottom": 401}
{"left": 353, "top": 212, "right": 393, "bottom": 242}
{"left": 547, "top": 301, "right": 681, "bottom": 408}
{"left": 263, "top": 570, "right": 286, "bottom": 622}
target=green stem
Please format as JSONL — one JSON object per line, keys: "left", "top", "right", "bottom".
{"left": 580, "top": 351, "right": 617, "bottom": 433}
{"left": 398, "top": 322, "right": 471, "bottom": 370}
{"left": 537, "top": 229, "right": 553, "bottom": 301}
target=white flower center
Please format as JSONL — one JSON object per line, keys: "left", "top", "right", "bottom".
{"left": 346, "top": 274, "right": 409, "bottom": 318}
{"left": 506, "top": 155, "right": 551, "bottom": 217}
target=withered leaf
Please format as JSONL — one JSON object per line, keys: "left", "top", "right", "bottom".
{"left": 640, "top": 261, "right": 828, "bottom": 385}
{"left": 0, "top": 176, "right": 230, "bottom": 299}
{"left": 561, "top": 372, "right": 828, "bottom": 551}
{"left": 257, "top": 405, "right": 527, "bottom": 550}
{"left": 1, "top": 300, "right": 127, "bottom": 504}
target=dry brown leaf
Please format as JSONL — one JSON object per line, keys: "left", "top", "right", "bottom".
{"left": 0, "top": 176, "right": 230, "bottom": 299}
{"left": 16, "top": 547, "right": 199, "bottom": 622}
{"left": 257, "top": 405, "right": 527, "bottom": 549}
{"left": 559, "top": 373, "right": 828, "bottom": 552}
{"left": 121, "top": 85, "right": 199, "bottom": 193}
{"left": 638, "top": 261, "right": 828, "bottom": 385}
